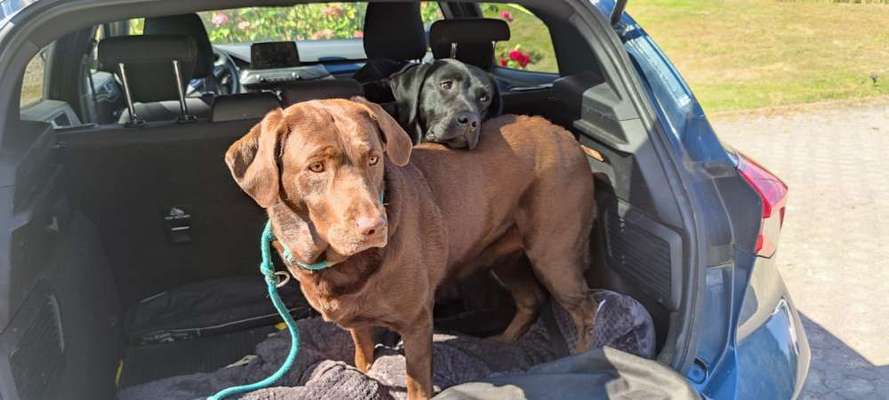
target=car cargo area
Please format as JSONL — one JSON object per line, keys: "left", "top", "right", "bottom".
{"left": 0, "top": 76, "right": 687, "bottom": 398}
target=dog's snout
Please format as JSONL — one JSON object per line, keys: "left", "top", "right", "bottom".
{"left": 455, "top": 112, "right": 480, "bottom": 129}
{"left": 356, "top": 215, "right": 385, "bottom": 237}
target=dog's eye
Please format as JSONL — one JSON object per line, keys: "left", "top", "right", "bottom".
{"left": 479, "top": 94, "right": 489, "bottom": 103}
{"left": 368, "top": 155, "right": 380, "bottom": 166}
{"left": 308, "top": 161, "right": 325, "bottom": 173}
{"left": 440, "top": 80, "right": 453, "bottom": 90}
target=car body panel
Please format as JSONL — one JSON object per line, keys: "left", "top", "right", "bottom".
{"left": 618, "top": 11, "right": 810, "bottom": 399}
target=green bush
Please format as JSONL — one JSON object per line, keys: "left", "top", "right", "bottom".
{"left": 199, "top": 3, "right": 441, "bottom": 43}
{"left": 131, "top": 3, "right": 557, "bottom": 72}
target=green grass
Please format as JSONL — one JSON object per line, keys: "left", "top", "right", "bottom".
{"left": 629, "top": 0, "right": 889, "bottom": 112}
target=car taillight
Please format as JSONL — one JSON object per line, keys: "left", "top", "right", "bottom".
{"left": 737, "top": 153, "right": 787, "bottom": 257}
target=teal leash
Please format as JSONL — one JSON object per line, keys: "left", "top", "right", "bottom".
{"left": 207, "top": 221, "right": 305, "bottom": 400}
{"left": 209, "top": 189, "right": 384, "bottom": 399}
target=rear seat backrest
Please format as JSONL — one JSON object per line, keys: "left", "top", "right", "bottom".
{"left": 60, "top": 75, "right": 365, "bottom": 306}
{"left": 281, "top": 79, "right": 364, "bottom": 106}
{"left": 97, "top": 34, "right": 211, "bottom": 123}
{"left": 210, "top": 92, "right": 281, "bottom": 122}
{"left": 209, "top": 79, "right": 364, "bottom": 123}
{"left": 353, "top": 2, "right": 427, "bottom": 103}
{"left": 429, "top": 18, "right": 511, "bottom": 71}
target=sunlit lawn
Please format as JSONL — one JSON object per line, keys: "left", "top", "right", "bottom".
{"left": 628, "top": 0, "right": 889, "bottom": 112}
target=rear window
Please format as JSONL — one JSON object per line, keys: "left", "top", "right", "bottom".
{"left": 131, "top": 3, "right": 443, "bottom": 43}
{"left": 20, "top": 44, "right": 53, "bottom": 108}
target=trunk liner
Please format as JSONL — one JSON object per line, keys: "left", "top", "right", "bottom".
{"left": 118, "top": 325, "right": 276, "bottom": 388}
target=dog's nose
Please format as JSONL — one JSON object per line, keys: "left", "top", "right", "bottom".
{"left": 356, "top": 215, "right": 385, "bottom": 237}
{"left": 455, "top": 112, "right": 480, "bottom": 129}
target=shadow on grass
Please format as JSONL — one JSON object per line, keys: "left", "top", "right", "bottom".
{"left": 798, "top": 313, "right": 888, "bottom": 400}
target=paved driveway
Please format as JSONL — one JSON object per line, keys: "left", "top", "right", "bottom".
{"left": 712, "top": 100, "right": 889, "bottom": 400}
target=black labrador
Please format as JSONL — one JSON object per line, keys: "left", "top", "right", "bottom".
{"left": 388, "top": 59, "right": 502, "bottom": 149}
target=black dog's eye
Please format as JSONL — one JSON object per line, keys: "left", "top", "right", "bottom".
{"left": 308, "top": 161, "right": 325, "bottom": 173}
{"left": 479, "top": 94, "right": 489, "bottom": 103}
{"left": 368, "top": 155, "right": 380, "bottom": 166}
{"left": 440, "top": 80, "right": 454, "bottom": 90}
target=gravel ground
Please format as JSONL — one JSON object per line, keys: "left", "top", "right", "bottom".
{"left": 711, "top": 99, "right": 889, "bottom": 400}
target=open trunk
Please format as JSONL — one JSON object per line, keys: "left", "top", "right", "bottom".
{"left": 0, "top": 75, "right": 688, "bottom": 398}
{"left": 0, "top": 1, "right": 700, "bottom": 399}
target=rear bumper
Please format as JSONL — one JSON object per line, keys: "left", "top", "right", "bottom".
{"left": 735, "top": 295, "right": 811, "bottom": 399}
{"left": 702, "top": 256, "right": 811, "bottom": 399}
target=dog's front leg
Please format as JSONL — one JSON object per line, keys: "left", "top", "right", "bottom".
{"left": 350, "top": 326, "right": 376, "bottom": 373}
{"left": 402, "top": 313, "right": 433, "bottom": 400}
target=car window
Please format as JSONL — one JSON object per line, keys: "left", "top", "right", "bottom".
{"left": 480, "top": 3, "right": 558, "bottom": 73}
{"left": 128, "top": 3, "right": 442, "bottom": 44}
{"left": 20, "top": 44, "right": 53, "bottom": 108}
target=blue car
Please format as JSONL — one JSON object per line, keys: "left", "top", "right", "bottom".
{"left": 0, "top": 0, "right": 809, "bottom": 399}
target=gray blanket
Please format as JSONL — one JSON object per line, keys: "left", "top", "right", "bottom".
{"left": 118, "top": 290, "right": 654, "bottom": 400}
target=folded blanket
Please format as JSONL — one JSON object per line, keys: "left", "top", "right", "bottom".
{"left": 118, "top": 289, "right": 655, "bottom": 400}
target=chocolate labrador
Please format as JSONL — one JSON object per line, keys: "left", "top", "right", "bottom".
{"left": 389, "top": 59, "right": 501, "bottom": 149}
{"left": 225, "top": 98, "right": 596, "bottom": 400}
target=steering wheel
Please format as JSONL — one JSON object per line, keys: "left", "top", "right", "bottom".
{"left": 211, "top": 48, "right": 240, "bottom": 95}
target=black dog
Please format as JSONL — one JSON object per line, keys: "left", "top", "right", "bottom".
{"left": 388, "top": 59, "right": 502, "bottom": 149}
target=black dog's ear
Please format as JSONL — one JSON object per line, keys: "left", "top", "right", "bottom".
{"left": 488, "top": 76, "right": 504, "bottom": 119}
{"left": 388, "top": 62, "right": 435, "bottom": 144}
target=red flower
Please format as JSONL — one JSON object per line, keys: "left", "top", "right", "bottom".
{"left": 500, "top": 10, "right": 513, "bottom": 22}
{"left": 500, "top": 58, "right": 508, "bottom": 67}
{"left": 211, "top": 12, "right": 229, "bottom": 27}
{"left": 322, "top": 4, "right": 344, "bottom": 18}
{"left": 507, "top": 49, "right": 530, "bottom": 67}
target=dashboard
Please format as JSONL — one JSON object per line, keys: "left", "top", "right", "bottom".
{"left": 237, "top": 41, "right": 335, "bottom": 89}
{"left": 214, "top": 39, "right": 368, "bottom": 80}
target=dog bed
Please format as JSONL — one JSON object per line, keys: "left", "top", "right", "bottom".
{"left": 117, "top": 289, "right": 655, "bottom": 400}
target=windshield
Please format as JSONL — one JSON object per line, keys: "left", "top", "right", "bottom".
{"left": 130, "top": 3, "right": 442, "bottom": 44}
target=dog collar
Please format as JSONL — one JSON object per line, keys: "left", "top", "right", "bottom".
{"left": 279, "top": 189, "right": 386, "bottom": 272}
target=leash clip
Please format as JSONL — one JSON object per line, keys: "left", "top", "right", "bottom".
{"left": 274, "top": 271, "right": 292, "bottom": 288}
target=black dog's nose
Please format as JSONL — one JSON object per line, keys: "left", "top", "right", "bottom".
{"left": 455, "top": 112, "right": 480, "bottom": 129}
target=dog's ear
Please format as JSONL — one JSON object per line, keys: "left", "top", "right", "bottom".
{"left": 351, "top": 96, "right": 412, "bottom": 166}
{"left": 488, "top": 76, "right": 503, "bottom": 118}
{"left": 388, "top": 62, "right": 434, "bottom": 144}
{"left": 225, "top": 108, "right": 287, "bottom": 208}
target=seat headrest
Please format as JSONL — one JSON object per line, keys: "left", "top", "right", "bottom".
{"left": 210, "top": 93, "right": 281, "bottom": 122}
{"left": 144, "top": 13, "right": 214, "bottom": 78}
{"left": 429, "top": 18, "right": 510, "bottom": 70}
{"left": 98, "top": 35, "right": 198, "bottom": 103}
{"left": 363, "top": 2, "right": 426, "bottom": 60}
{"left": 281, "top": 79, "right": 363, "bottom": 106}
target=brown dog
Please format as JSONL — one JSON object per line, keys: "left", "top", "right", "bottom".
{"left": 225, "top": 97, "right": 597, "bottom": 399}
